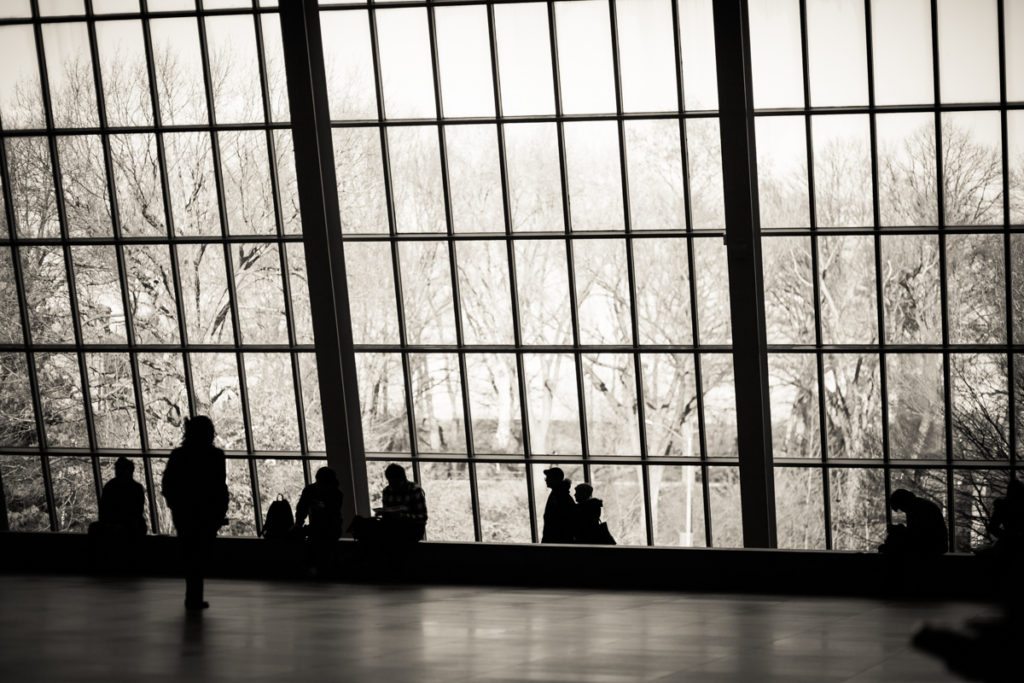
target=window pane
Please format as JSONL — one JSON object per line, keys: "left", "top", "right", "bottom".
{"left": 36, "top": 352, "right": 88, "bottom": 448}
{"left": 812, "top": 115, "right": 872, "bottom": 227}
{"left": 446, "top": 125, "right": 503, "bottom": 233}
{"left": 1015, "top": 235, "right": 1024, "bottom": 345}
{"left": 1011, "top": 112, "right": 1024, "bottom": 224}
{"left": 937, "top": 0, "right": 999, "bottom": 104}
{"left": 7, "top": 138, "right": 60, "bottom": 239}
{"left": 950, "top": 354, "right": 1008, "bottom": 461}
{"left": 524, "top": 353, "right": 581, "bottom": 455}
{"left": 398, "top": 241, "right": 456, "bottom": 345}
{"left": 823, "top": 354, "right": 883, "bottom": 459}
{"left": 582, "top": 353, "right": 640, "bottom": 457}
{"left": 95, "top": 21, "right": 152, "bottom": 127}
{"left": 86, "top": 352, "right": 140, "bottom": 449}
{"left": 344, "top": 242, "right": 399, "bottom": 345}
{"left": 641, "top": 354, "right": 699, "bottom": 458}
{"left": 679, "top": 0, "right": 718, "bottom": 111}
{"left": 748, "top": 0, "right": 803, "bottom": 109}
{"left": 0, "top": 26, "right": 45, "bottom": 129}
{"left": 942, "top": 112, "right": 1003, "bottom": 226}
{"left": 881, "top": 235, "right": 942, "bottom": 344}
{"left": 774, "top": 467, "right": 826, "bottom": 549}
{"left": 947, "top": 234, "right": 1005, "bottom": 344}
{"left": 625, "top": 120, "right": 685, "bottom": 232}
{"left": 707, "top": 466, "right": 742, "bottom": 547}
{"left": 505, "top": 123, "right": 563, "bottom": 232}
{"left": 564, "top": 121, "right": 623, "bottom": 231}
{"left": 806, "top": 0, "right": 867, "bottom": 107}
{"left": 555, "top": 0, "right": 616, "bottom": 115}
{"left": 355, "top": 352, "right": 409, "bottom": 454}
{"left": 514, "top": 240, "right": 572, "bottom": 346}
{"left": 953, "top": 469, "right": 1008, "bottom": 552}
{"left": 124, "top": 244, "right": 180, "bottom": 345}
{"left": 1009, "top": 0, "right": 1024, "bottom": 102}
{"left": 702, "top": 354, "right": 737, "bottom": 458}
{"left": 110, "top": 134, "right": 166, "bottom": 237}
{"left": 476, "top": 463, "right": 530, "bottom": 543}
{"left": 574, "top": 239, "right": 631, "bottom": 345}
{"left": 435, "top": 5, "right": 494, "bottom": 118}
{"left": 151, "top": 18, "right": 207, "bottom": 125}
{"left": 220, "top": 131, "right": 276, "bottom": 235}
{"left": 871, "top": 0, "right": 933, "bottom": 105}
{"left": 298, "top": 353, "right": 325, "bottom": 451}
{"left": 177, "top": 244, "right": 236, "bottom": 344}
{"left": 284, "top": 243, "right": 314, "bottom": 344}
{"left": 376, "top": 8, "right": 436, "bottom": 119}
{"left": 762, "top": 236, "right": 815, "bottom": 344}
{"left": 693, "top": 238, "right": 731, "bottom": 344}
{"left": 419, "top": 461, "right": 473, "bottom": 541}
{"left": 466, "top": 353, "right": 522, "bottom": 455}
{"left": 205, "top": 15, "right": 264, "bottom": 124}
{"left": 650, "top": 465, "right": 706, "bottom": 547}
{"left": 756, "top": 117, "right": 808, "bottom": 229}
{"left": 634, "top": 238, "right": 692, "bottom": 345}
{"left": 457, "top": 241, "right": 514, "bottom": 345}
{"left": 261, "top": 14, "right": 290, "bottom": 123}
{"left": 164, "top": 132, "right": 219, "bottom": 237}
{"left": 137, "top": 352, "right": 187, "bottom": 450}
{"left": 819, "top": 236, "right": 877, "bottom": 344}
{"left": 829, "top": 467, "right": 886, "bottom": 550}
{"left": 590, "top": 464, "right": 647, "bottom": 545}
{"left": 768, "top": 353, "right": 821, "bottom": 459}
{"left": 876, "top": 113, "right": 937, "bottom": 226}
{"left": 232, "top": 243, "right": 288, "bottom": 345}
{"left": 21, "top": 247, "right": 74, "bottom": 344}
{"left": 388, "top": 126, "right": 445, "bottom": 233}
{"left": 410, "top": 353, "right": 466, "bottom": 456}
{"left": 244, "top": 353, "right": 299, "bottom": 451}
{"left": 57, "top": 136, "right": 112, "bottom": 238}
{"left": 321, "top": 9, "right": 377, "bottom": 120}
{"left": 50, "top": 456, "right": 97, "bottom": 533}
{"left": 42, "top": 22, "right": 99, "bottom": 128}
{"left": 72, "top": 245, "right": 127, "bottom": 344}
{"left": 616, "top": 0, "right": 677, "bottom": 113}
{"left": 0, "top": 249, "right": 22, "bottom": 345}
{"left": 0, "top": 353, "right": 36, "bottom": 448}
{"left": 887, "top": 354, "right": 945, "bottom": 460}
{"left": 224, "top": 458, "right": 256, "bottom": 535}
{"left": 273, "top": 131, "right": 301, "bottom": 235}
{"left": 334, "top": 128, "right": 389, "bottom": 234}
{"left": 1, "top": 456, "right": 49, "bottom": 532}
{"left": 189, "top": 353, "right": 245, "bottom": 450}
{"left": 494, "top": 2, "right": 555, "bottom": 116}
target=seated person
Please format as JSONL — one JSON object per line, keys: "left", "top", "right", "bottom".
{"left": 572, "top": 483, "right": 615, "bottom": 545}
{"left": 293, "top": 467, "right": 344, "bottom": 542}
{"left": 879, "top": 489, "right": 948, "bottom": 555}
{"left": 352, "top": 464, "right": 427, "bottom": 543}
{"left": 90, "top": 457, "right": 147, "bottom": 538}
{"left": 985, "top": 478, "right": 1024, "bottom": 555}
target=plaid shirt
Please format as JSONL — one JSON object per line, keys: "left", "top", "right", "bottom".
{"left": 382, "top": 481, "right": 428, "bottom": 523}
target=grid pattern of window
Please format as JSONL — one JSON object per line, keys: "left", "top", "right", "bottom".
{"left": 0, "top": 0, "right": 324, "bottom": 536}
{"left": 323, "top": 0, "right": 744, "bottom": 546}
{"left": 749, "top": 0, "right": 1021, "bottom": 551}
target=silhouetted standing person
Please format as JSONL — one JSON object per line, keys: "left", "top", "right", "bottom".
{"left": 879, "top": 488, "right": 947, "bottom": 555}
{"left": 162, "top": 416, "right": 228, "bottom": 611}
{"left": 541, "top": 468, "right": 575, "bottom": 543}
{"left": 572, "top": 483, "right": 615, "bottom": 545}
{"left": 91, "top": 456, "right": 147, "bottom": 537}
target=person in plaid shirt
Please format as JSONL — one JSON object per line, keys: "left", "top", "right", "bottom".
{"left": 351, "top": 463, "right": 428, "bottom": 543}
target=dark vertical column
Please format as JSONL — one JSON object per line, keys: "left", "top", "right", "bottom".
{"left": 279, "top": 0, "right": 370, "bottom": 525}
{"left": 712, "top": 0, "right": 777, "bottom": 548}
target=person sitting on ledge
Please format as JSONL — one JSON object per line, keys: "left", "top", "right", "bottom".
{"left": 294, "top": 467, "right": 344, "bottom": 542}
{"left": 89, "top": 456, "right": 147, "bottom": 538}
{"left": 572, "top": 483, "right": 615, "bottom": 545}
{"left": 351, "top": 464, "right": 428, "bottom": 543}
{"left": 879, "top": 488, "right": 948, "bottom": 555}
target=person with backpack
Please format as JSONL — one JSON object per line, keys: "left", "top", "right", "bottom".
{"left": 161, "top": 416, "right": 228, "bottom": 611}
{"left": 572, "top": 483, "right": 616, "bottom": 545}
{"left": 261, "top": 495, "right": 295, "bottom": 540}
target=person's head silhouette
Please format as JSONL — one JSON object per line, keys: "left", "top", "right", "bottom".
{"left": 182, "top": 415, "right": 216, "bottom": 448}
{"left": 574, "top": 482, "right": 593, "bottom": 504}
{"left": 384, "top": 463, "right": 408, "bottom": 487}
{"left": 315, "top": 466, "right": 339, "bottom": 488}
{"left": 114, "top": 456, "right": 135, "bottom": 480}
{"left": 543, "top": 467, "right": 566, "bottom": 489}
{"left": 890, "top": 488, "right": 917, "bottom": 513}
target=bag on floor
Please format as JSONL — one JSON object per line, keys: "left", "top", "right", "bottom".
{"left": 262, "top": 495, "right": 294, "bottom": 540}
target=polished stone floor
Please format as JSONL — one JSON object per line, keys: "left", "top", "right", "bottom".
{"left": 0, "top": 575, "right": 991, "bottom": 682}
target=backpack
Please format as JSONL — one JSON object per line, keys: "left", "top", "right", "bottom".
{"left": 262, "top": 495, "right": 294, "bottom": 540}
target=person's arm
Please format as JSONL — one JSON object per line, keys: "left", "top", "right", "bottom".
{"left": 294, "top": 487, "right": 310, "bottom": 527}
{"left": 161, "top": 453, "right": 179, "bottom": 508}
{"left": 215, "top": 450, "right": 229, "bottom": 518}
